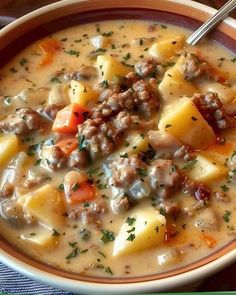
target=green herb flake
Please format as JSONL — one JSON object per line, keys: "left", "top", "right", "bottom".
{"left": 126, "top": 217, "right": 136, "bottom": 226}
{"left": 20, "top": 58, "right": 28, "bottom": 66}
{"left": 159, "top": 207, "right": 166, "bottom": 216}
{"left": 58, "top": 183, "right": 64, "bottom": 191}
{"left": 223, "top": 210, "right": 231, "bottom": 223}
{"left": 105, "top": 266, "right": 113, "bottom": 275}
{"left": 231, "top": 57, "right": 236, "bottom": 63}
{"left": 161, "top": 24, "right": 167, "bottom": 29}
{"left": 34, "top": 159, "right": 42, "bottom": 166}
{"left": 220, "top": 184, "right": 229, "bottom": 192}
{"left": 65, "top": 247, "right": 79, "bottom": 259}
{"left": 68, "top": 241, "right": 78, "bottom": 248}
{"left": 98, "top": 183, "right": 107, "bottom": 190}
{"left": 72, "top": 183, "right": 80, "bottom": 192}
{"left": 120, "top": 152, "right": 128, "bottom": 158}
{"left": 182, "top": 159, "right": 198, "bottom": 170}
{"left": 52, "top": 229, "right": 60, "bottom": 236}
{"left": 102, "top": 31, "right": 114, "bottom": 37}
{"left": 97, "top": 251, "right": 106, "bottom": 258}
{"left": 126, "top": 233, "right": 135, "bottom": 242}
{"left": 123, "top": 53, "right": 131, "bottom": 61}
{"left": 136, "top": 168, "right": 147, "bottom": 176}
{"left": 78, "top": 135, "right": 88, "bottom": 151}
{"left": 51, "top": 76, "right": 61, "bottom": 83}
{"left": 100, "top": 230, "right": 115, "bottom": 244}
{"left": 65, "top": 49, "right": 80, "bottom": 57}
{"left": 99, "top": 80, "right": 109, "bottom": 88}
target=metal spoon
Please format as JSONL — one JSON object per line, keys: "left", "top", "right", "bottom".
{"left": 186, "top": 0, "right": 236, "bottom": 45}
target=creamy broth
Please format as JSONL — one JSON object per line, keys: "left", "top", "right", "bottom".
{"left": 0, "top": 20, "right": 236, "bottom": 278}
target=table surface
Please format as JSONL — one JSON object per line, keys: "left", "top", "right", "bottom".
{"left": 0, "top": 0, "right": 236, "bottom": 293}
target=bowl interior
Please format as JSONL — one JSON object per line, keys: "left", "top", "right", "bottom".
{"left": 0, "top": 0, "right": 236, "bottom": 286}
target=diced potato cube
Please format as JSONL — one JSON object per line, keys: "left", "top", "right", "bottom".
{"left": 21, "top": 227, "right": 58, "bottom": 249}
{"left": 149, "top": 35, "right": 185, "bottom": 62}
{"left": 158, "top": 97, "right": 216, "bottom": 149}
{"left": 111, "top": 132, "right": 149, "bottom": 159}
{"left": 158, "top": 56, "right": 197, "bottom": 101}
{"left": 185, "top": 153, "right": 228, "bottom": 183}
{"left": 18, "top": 184, "right": 65, "bottom": 229}
{"left": 196, "top": 81, "right": 236, "bottom": 104}
{"left": 90, "top": 35, "right": 110, "bottom": 49}
{"left": 0, "top": 134, "right": 19, "bottom": 167}
{"left": 97, "top": 55, "right": 130, "bottom": 81}
{"left": 69, "top": 80, "right": 98, "bottom": 108}
{"left": 113, "top": 208, "right": 166, "bottom": 256}
{"left": 48, "top": 84, "right": 70, "bottom": 105}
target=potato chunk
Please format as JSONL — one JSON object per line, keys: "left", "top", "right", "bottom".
{"left": 97, "top": 55, "right": 130, "bottom": 81}
{"left": 185, "top": 153, "right": 227, "bottom": 183}
{"left": 158, "top": 56, "right": 197, "bottom": 101}
{"left": 18, "top": 184, "right": 65, "bottom": 229}
{"left": 48, "top": 84, "right": 70, "bottom": 105}
{"left": 113, "top": 208, "right": 166, "bottom": 256}
{"left": 196, "top": 81, "right": 236, "bottom": 104}
{"left": 21, "top": 227, "right": 58, "bottom": 249}
{"left": 69, "top": 80, "right": 98, "bottom": 108}
{"left": 0, "top": 134, "right": 19, "bottom": 167}
{"left": 149, "top": 35, "right": 185, "bottom": 62}
{"left": 158, "top": 97, "right": 216, "bottom": 149}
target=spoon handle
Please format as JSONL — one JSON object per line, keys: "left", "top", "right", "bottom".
{"left": 186, "top": 0, "right": 236, "bottom": 45}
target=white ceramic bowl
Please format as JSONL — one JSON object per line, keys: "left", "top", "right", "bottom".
{"left": 0, "top": 0, "right": 236, "bottom": 293}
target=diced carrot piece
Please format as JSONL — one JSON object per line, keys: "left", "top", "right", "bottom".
{"left": 207, "top": 143, "right": 233, "bottom": 156}
{"left": 56, "top": 138, "right": 78, "bottom": 156}
{"left": 38, "top": 38, "right": 61, "bottom": 66}
{"left": 202, "top": 233, "right": 217, "bottom": 248}
{"left": 52, "top": 104, "right": 88, "bottom": 134}
{"left": 70, "top": 182, "right": 96, "bottom": 205}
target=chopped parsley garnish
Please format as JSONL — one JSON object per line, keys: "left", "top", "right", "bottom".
{"left": 100, "top": 230, "right": 115, "bottom": 244}
{"left": 123, "top": 53, "right": 131, "bottom": 61}
{"left": 68, "top": 241, "right": 78, "bottom": 248}
{"left": 61, "top": 38, "right": 68, "bottom": 42}
{"left": 126, "top": 217, "right": 136, "bottom": 226}
{"left": 165, "top": 124, "right": 172, "bottom": 128}
{"left": 136, "top": 168, "right": 147, "bottom": 176}
{"left": 161, "top": 24, "right": 167, "bottom": 29}
{"left": 72, "top": 183, "right": 80, "bottom": 192}
{"left": 231, "top": 57, "right": 236, "bottom": 63}
{"left": 159, "top": 207, "right": 166, "bottom": 216}
{"left": 65, "top": 247, "right": 79, "bottom": 259}
{"left": 127, "top": 227, "right": 135, "bottom": 233}
{"left": 99, "top": 80, "right": 109, "bottom": 88}
{"left": 126, "top": 233, "right": 135, "bottom": 241}
{"left": 65, "top": 49, "right": 80, "bottom": 57}
{"left": 182, "top": 159, "right": 198, "bottom": 170}
{"left": 50, "top": 76, "right": 61, "bottom": 83}
{"left": 120, "top": 152, "right": 128, "bottom": 158}
{"left": 102, "top": 31, "right": 114, "bottom": 37}
{"left": 34, "top": 159, "right": 42, "bottom": 166}
{"left": 223, "top": 210, "right": 231, "bottom": 223}
{"left": 98, "top": 183, "right": 107, "bottom": 190}
{"left": 51, "top": 229, "right": 60, "bottom": 236}
{"left": 78, "top": 135, "right": 88, "bottom": 151}
{"left": 220, "top": 184, "right": 229, "bottom": 192}
{"left": 20, "top": 58, "right": 28, "bottom": 66}
{"left": 105, "top": 267, "right": 113, "bottom": 275}
{"left": 58, "top": 183, "right": 64, "bottom": 191}
{"left": 27, "top": 144, "right": 39, "bottom": 156}
{"left": 97, "top": 251, "right": 106, "bottom": 258}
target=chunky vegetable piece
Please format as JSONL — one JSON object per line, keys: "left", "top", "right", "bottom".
{"left": 48, "top": 84, "right": 70, "bottom": 105}
{"left": 0, "top": 134, "right": 19, "bottom": 167}
{"left": 64, "top": 171, "right": 96, "bottom": 205}
{"left": 56, "top": 138, "right": 78, "bottom": 156}
{"left": 20, "top": 227, "right": 59, "bottom": 249}
{"left": 158, "top": 56, "right": 197, "bottom": 100}
{"left": 38, "top": 38, "right": 61, "bottom": 66}
{"left": 184, "top": 153, "right": 228, "bottom": 183}
{"left": 149, "top": 35, "right": 185, "bottom": 62}
{"left": 97, "top": 55, "right": 130, "bottom": 80}
{"left": 17, "top": 184, "right": 65, "bottom": 229}
{"left": 69, "top": 80, "right": 98, "bottom": 107}
{"left": 52, "top": 103, "right": 88, "bottom": 133}
{"left": 113, "top": 208, "right": 166, "bottom": 256}
{"left": 158, "top": 97, "right": 216, "bottom": 149}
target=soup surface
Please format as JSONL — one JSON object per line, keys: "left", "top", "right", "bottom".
{"left": 0, "top": 19, "right": 236, "bottom": 278}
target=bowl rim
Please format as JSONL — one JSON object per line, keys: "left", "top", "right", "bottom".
{"left": 0, "top": 0, "right": 236, "bottom": 293}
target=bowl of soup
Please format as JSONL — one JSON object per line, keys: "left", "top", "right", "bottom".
{"left": 0, "top": 0, "right": 236, "bottom": 293}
